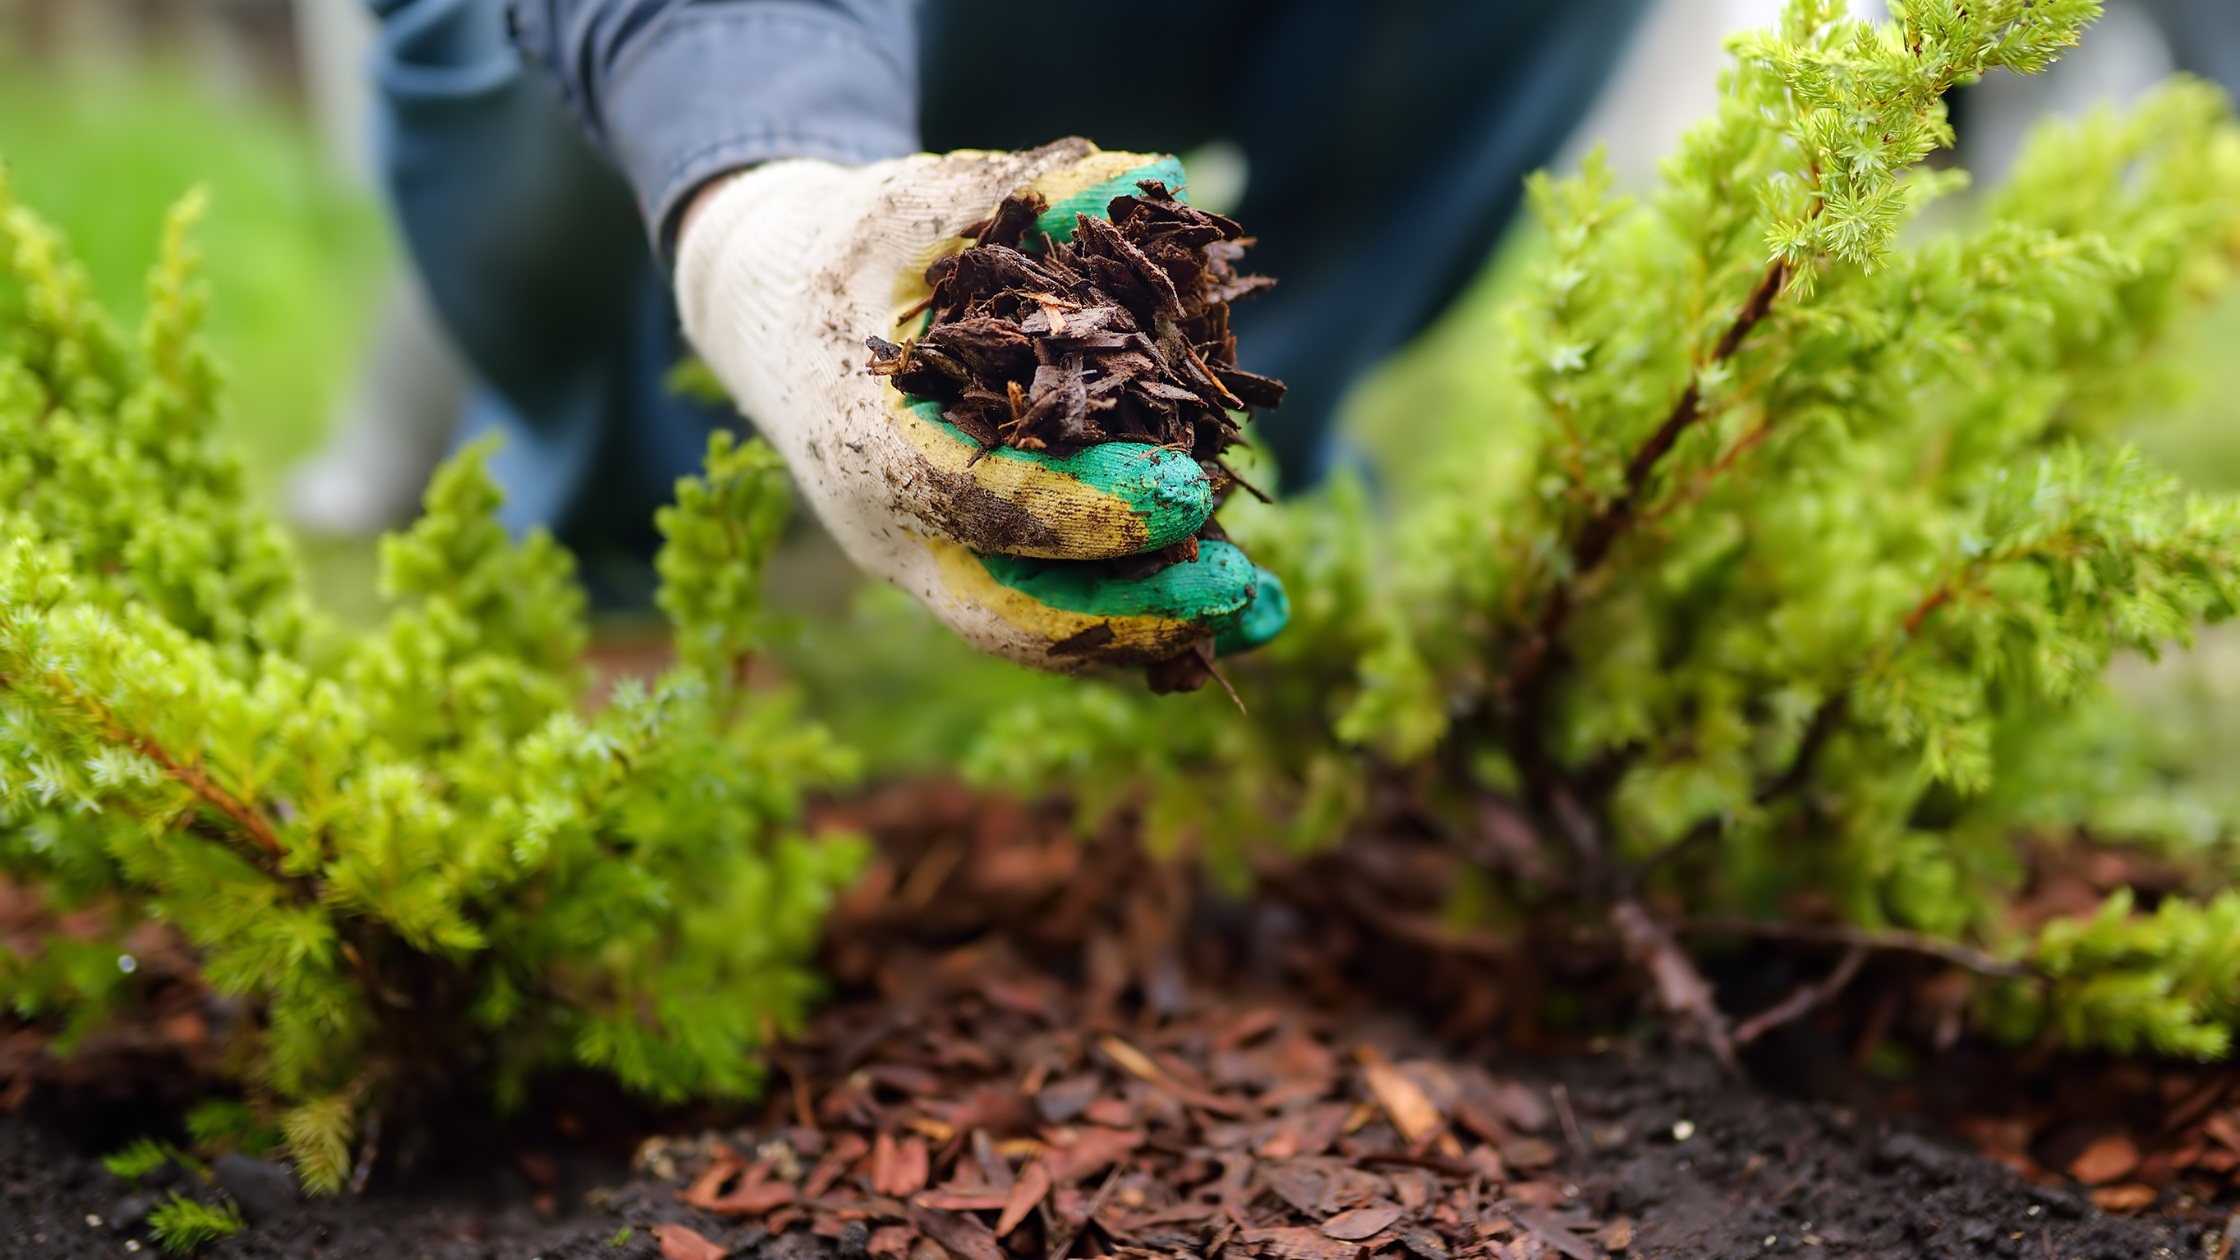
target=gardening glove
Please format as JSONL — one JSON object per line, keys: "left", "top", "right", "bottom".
{"left": 674, "top": 139, "right": 1289, "bottom": 672}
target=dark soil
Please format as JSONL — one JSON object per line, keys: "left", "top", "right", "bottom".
{"left": 0, "top": 783, "right": 2229, "bottom": 1260}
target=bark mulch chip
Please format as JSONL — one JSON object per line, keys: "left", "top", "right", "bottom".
{"left": 0, "top": 784, "right": 2231, "bottom": 1259}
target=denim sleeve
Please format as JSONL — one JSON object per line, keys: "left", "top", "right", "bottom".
{"left": 507, "top": 0, "right": 920, "bottom": 249}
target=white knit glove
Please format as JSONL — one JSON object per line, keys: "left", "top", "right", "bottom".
{"left": 675, "top": 139, "right": 1287, "bottom": 671}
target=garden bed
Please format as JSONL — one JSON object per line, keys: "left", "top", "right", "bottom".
{"left": 2, "top": 782, "right": 2228, "bottom": 1260}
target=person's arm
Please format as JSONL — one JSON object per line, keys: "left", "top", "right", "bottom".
{"left": 508, "top": 0, "right": 919, "bottom": 255}
{"left": 507, "top": 2, "right": 1288, "bottom": 676}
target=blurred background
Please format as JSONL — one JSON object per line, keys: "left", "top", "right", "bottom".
{"left": 1, "top": 0, "right": 2235, "bottom": 799}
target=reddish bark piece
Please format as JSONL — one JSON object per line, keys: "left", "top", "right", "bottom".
{"left": 654, "top": 1224, "right": 729, "bottom": 1260}
{"left": 1260, "top": 1072, "right": 1335, "bottom": 1111}
{"left": 935, "top": 1085, "right": 1033, "bottom": 1138}
{"left": 2070, "top": 1135, "right": 2141, "bottom": 1186}
{"left": 1244, "top": 1225, "right": 1366, "bottom": 1260}
{"left": 807, "top": 1132, "right": 871, "bottom": 1198}
{"left": 2205, "top": 1111, "right": 2240, "bottom": 1153}
{"left": 1320, "top": 1202, "right": 1403, "bottom": 1241}
{"left": 1397, "top": 1228, "right": 1449, "bottom": 1260}
{"left": 681, "top": 1151, "right": 750, "bottom": 1209}
{"left": 891, "top": 1136, "right": 931, "bottom": 1197}
{"left": 910, "top": 1204, "right": 1004, "bottom": 1260}
{"left": 1043, "top": 1125, "right": 1144, "bottom": 1183}
{"left": 872, "top": 1131, "right": 900, "bottom": 1194}
{"left": 996, "top": 1159, "right": 1053, "bottom": 1237}
{"left": 711, "top": 1177, "right": 799, "bottom": 1216}
{"left": 1214, "top": 1007, "right": 1283, "bottom": 1050}
{"left": 868, "top": 1225, "right": 916, "bottom": 1260}
{"left": 1083, "top": 1097, "right": 1135, "bottom": 1128}
{"left": 1262, "top": 1161, "right": 1327, "bottom": 1216}
{"left": 1388, "top": 1168, "right": 1436, "bottom": 1210}
{"left": 916, "top": 1188, "right": 1011, "bottom": 1211}
{"left": 1101, "top": 1035, "right": 1244, "bottom": 1117}
{"left": 1359, "top": 1050, "right": 1442, "bottom": 1145}
{"left": 1466, "top": 1145, "right": 1507, "bottom": 1182}
{"left": 2089, "top": 1183, "right": 2158, "bottom": 1213}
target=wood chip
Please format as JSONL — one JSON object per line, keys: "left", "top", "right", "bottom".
{"left": 807, "top": 1132, "right": 872, "bottom": 1198}
{"left": 2089, "top": 1183, "right": 2158, "bottom": 1213}
{"left": 997, "top": 1159, "right": 1053, "bottom": 1237}
{"left": 2070, "top": 1135, "right": 2141, "bottom": 1186}
{"left": 1320, "top": 1202, "right": 1403, "bottom": 1241}
{"left": 915, "top": 1188, "right": 1011, "bottom": 1212}
{"left": 873, "top": 1133, "right": 930, "bottom": 1198}
{"left": 654, "top": 1224, "right": 729, "bottom": 1260}
{"left": 869, "top": 1225, "right": 916, "bottom": 1260}
{"left": 1360, "top": 1050, "right": 1444, "bottom": 1145}
{"left": 680, "top": 1151, "right": 747, "bottom": 1209}
{"left": 1043, "top": 1125, "right": 1144, "bottom": 1183}
{"left": 2205, "top": 1111, "right": 2240, "bottom": 1153}
{"left": 1246, "top": 1225, "right": 1368, "bottom": 1260}
{"left": 911, "top": 1204, "right": 1005, "bottom": 1260}
{"left": 1101, "top": 1035, "right": 1245, "bottom": 1116}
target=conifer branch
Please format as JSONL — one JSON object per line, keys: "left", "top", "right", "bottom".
{"left": 3, "top": 668, "right": 284, "bottom": 859}
{"left": 1498, "top": 259, "right": 1792, "bottom": 741}
{"left": 1732, "top": 944, "right": 1867, "bottom": 1045}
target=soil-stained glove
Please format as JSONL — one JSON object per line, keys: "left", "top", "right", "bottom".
{"left": 675, "top": 139, "right": 1288, "bottom": 674}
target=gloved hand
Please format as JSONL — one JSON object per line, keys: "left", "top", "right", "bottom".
{"left": 674, "top": 139, "right": 1287, "bottom": 675}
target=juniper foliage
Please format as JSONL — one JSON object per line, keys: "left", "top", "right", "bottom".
{"left": 146, "top": 1194, "right": 246, "bottom": 1254}
{"left": 970, "top": 2, "right": 2240, "bottom": 1058}
{"left": 0, "top": 174, "right": 860, "bottom": 1190}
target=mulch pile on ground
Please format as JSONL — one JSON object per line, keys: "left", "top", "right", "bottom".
{"left": 586, "top": 786, "right": 2225, "bottom": 1260}
{"left": 866, "top": 182, "right": 1283, "bottom": 469}
{"left": 0, "top": 784, "right": 2233, "bottom": 1259}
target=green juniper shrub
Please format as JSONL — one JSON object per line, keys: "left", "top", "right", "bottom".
{"left": 967, "top": 0, "right": 2240, "bottom": 1059}
{"left": 0, "top": 176, "right": 862, "bottom": 1190}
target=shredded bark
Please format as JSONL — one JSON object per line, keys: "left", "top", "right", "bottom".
{"left": 867, "top": 181, "right": 1283, "bottom": 462}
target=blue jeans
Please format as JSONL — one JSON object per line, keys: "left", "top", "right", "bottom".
{"left": 370, "top": 0, "right": 1648, "bottom": 596}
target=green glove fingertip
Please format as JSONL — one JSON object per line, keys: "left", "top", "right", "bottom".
{"left": 979, "top": 539, "right": 1257, "bottom": 629}
{"left": 1214, "top": 567, "right": 1289, "bottom": 657}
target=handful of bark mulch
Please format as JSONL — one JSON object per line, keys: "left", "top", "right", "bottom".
{"left": 866, "top": 181, "right": 1284, "bottom": 465}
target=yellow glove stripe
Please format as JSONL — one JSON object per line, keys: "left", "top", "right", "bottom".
{"left": 1025, "top": 150, "right": 1160, "bottom": 216}
{"left": 924, "top": 536, "right": 1206, "bottom": 662}
{"left": 889, "top": 396, "right": 1154, "bottom": 558}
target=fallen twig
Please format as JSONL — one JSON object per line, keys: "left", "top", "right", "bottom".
{"left": 1676, "top": 918, "right": 2029, "bottom": 978}
{"left": 1614, "top": 899, "right": 1736, "bottom": 1066}
{"left": 1732, "top": 944, "right": 1868, "bottom": 1045}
